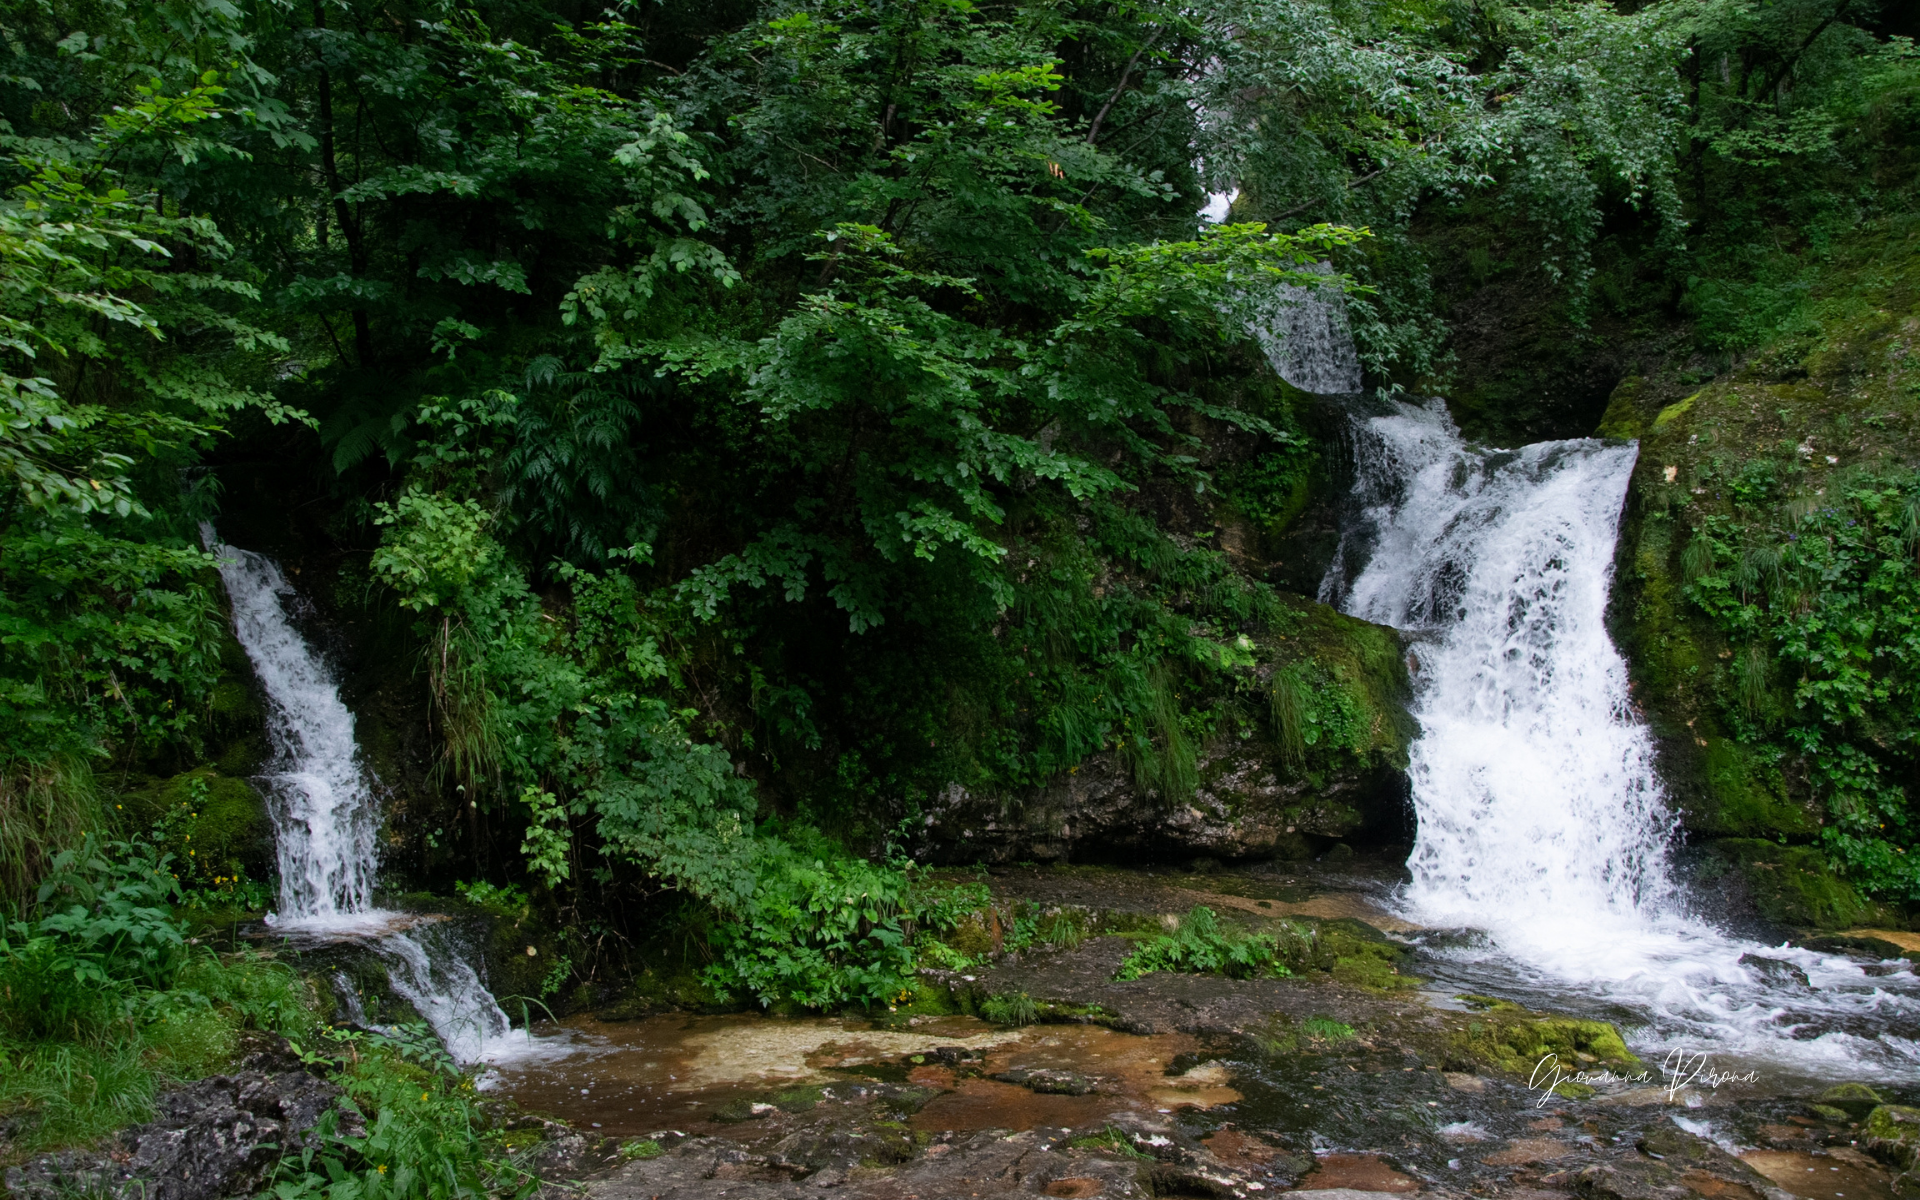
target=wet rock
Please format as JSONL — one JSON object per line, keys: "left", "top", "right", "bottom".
{"left": 993, "top": 1067, "right": 1097, "bottom": 1096}
{"left": 1572, "top": 1158, "right": 1698, "bottom": 1200}
{"left": 581, "top": 1131, "right": 1153, "bottom": 1199}
{"left": 1862, "top": 1104, "right": 1920, "bottom": 1194}
{"left": 915, "top": 747, "right": 1412, "bottom": 864}
{"left": 527, "top": 1126, "right": 623, "bottom": 1182}
{"left": 3, "top": 1070, "right": 342, "bottom": 1200}
{"left": 1817, "top": 1083, "right": 1886, "bottom": 1121}
{"left": 1737, "top": 955, "right": 1811, "bottom": 989}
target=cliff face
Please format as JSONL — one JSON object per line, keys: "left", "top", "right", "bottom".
{"left": 1601, "top": 219, "right": 1920, "bottom": 929}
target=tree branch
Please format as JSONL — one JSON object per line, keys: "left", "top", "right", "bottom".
{"left": 1086, "top": 29, "right": 1162, "bottom": 145}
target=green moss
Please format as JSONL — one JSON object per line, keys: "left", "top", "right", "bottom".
{"left": 1597, "top": 377, "right": 1648, "bottom": 438}
{"left": 1818, "top": 1083, "right": 1887, "bottom": 1120}
{"left": 1862, "top": 1104, "right": 1919, "bottom": 1172}
{"left": 1443, "top": 1005, "right": 1641, "bottom": 1079}
{"left": 1700, "top": 738, "right": 1813, "bottom": 837}
{"left": 117, "top": 769, "right": 271, "bottom": 891}
{"left": 1262, "top": 595, "right": 1416, "bottom": 777}
{"left": 1611, "top": 213, "right": 1920, "bottom": 908}
{"left": 1706, "top": 840, "right": 1878, "bottom": 929}
{"left": 1652, "top": 390, "right": 1702, "bottom": 430}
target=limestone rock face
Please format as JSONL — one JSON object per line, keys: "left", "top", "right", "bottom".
{"left": 4, "top": 1070, "right": 343, "bottom": 1200}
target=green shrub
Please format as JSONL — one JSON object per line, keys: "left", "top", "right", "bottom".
{"left": 0, "top": 838, "right": 185, "bottom": 1038}
{"left": 454, "top": 881, "right": 530, "bottom": 921}
{"left": 271, "top": 1028, "right": 537, "bottom": 1200}
{"left": 978, "top": 991, "right": 1039, "bottom": 1026}
{"left": 1115, "top": 907, "right": 1291, "bottom": 981}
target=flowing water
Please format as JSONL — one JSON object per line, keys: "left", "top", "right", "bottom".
{"left": 204, "top": 527, "right": 555, "bottom": 1068}
{"left": 1267, "top": 290, "right": 1920, "bottom": 1085}
{"left": 1250, "top": 264, "right": 1363, "bottom": 396}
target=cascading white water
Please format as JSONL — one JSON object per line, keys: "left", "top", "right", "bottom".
{"left": 202, "top": 527, "right": 380, "bottom": 925}
{"left": 1264, "top": 297, "right": 1920, "bottom": 1083}
{"left": 1327, "top": 406, "right": 1680, "bottom": 929}
{"left": 205, "top": 527, "right": 559, "bottom": 1068}
{"left": 378, "top": 924, "right": 521, "bottom": 1067}
{"left": 1250, "top": 263, "right": 1363, "bottom": 395}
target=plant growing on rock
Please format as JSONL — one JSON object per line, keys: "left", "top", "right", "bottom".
{"left": 1115, "top": 906, "right": 1293, "bottom": 981}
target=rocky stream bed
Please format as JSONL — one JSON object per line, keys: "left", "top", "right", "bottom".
{"left": 14, "top": 861, "right": 1915, "bottom": 1200}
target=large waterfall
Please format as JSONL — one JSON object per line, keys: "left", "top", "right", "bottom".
{"left": 1263, "top": 298, "right": 1920, "bottom": 1082}
{"left": 205, "top": 528, "right": 548, "bottom": 1068}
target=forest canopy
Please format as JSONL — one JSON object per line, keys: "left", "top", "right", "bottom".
{"left": 1, "top": 0, "right": 1914, "bottom": 1004}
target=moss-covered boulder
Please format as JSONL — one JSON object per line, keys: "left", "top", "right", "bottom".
{"left": 1695, "top": 840, "right": 1889, "bottom": 930}
{"left": 917, "top": 594, "right": 1414, "bottom": 863}
{"left": 117, "top": 768, "right": 272, "bottom": 894}
{"left": 1863, "top": 1105, "right": 1919, "bottom": 1182}
{"left": 1440, "top": 995, "right": 1641, "bottom": 1088}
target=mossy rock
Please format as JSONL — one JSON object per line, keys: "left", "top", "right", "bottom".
{"left": 1697, "top": 739, "right": 1814, "bottom": 838}
{"left": 1305, "top": 918, "right": 1423, "bottom": 991}
{"left": 1704, "top": 840, "right": 1877, "bottom": 930}
{"left": 117, "top": 768, "right": 272, "bottom": 887}
{"left": 1596, "top": 376, "right": 1648, "bottom": 438}
{"left": 594, "top": 965, "right": 724, "bottom": 1019}
{"left": 1608, "top": 217, "right": 1920, "bottom": 916}
{"left": 1819, "top": 1083, "right": 1887, "bottom": 1121}
{"left": 1443, "top": 1004, "right": 1641, "bottom": 1081}
{"left": 1862, "top": 1104, "right": 1919, "bottom": 1172}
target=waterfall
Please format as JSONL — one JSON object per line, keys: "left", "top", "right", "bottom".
{"left": 1269, "top": 323, "right": 1920, "bottom": 1079}
{"left": 205, "top": 527, "right": 557, "bottom": 1068}
{"left": 1249, "top": 264, "right": 1363, "bottom": 395}
{"left": 203, "top": 533, "right": 380, "bottom": 924}
{"left": 1328, "top": 404, "right": 1680, "bottom": 930}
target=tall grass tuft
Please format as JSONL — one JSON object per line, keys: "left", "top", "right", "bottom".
{"left": 1269, "top": 668, "right": 1311, "bottom": 769}
{"left": 1119, "top": 662, "right": 1196, "bottom": 802}
{"left": 428, "top": 617, "right": 502, "bottom": 799}
{"left": 0, "top": 756, "right": 106, "bottom": 915}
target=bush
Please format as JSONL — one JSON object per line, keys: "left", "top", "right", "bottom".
{"left": 271, "top": 1029, "right": 537, "bottom": 1200}
{"left": 0, "top": 838, "right": 185, "bottom": 1038}
{"left": 1115, "top": 907, "right": 1291, "bottom": 981}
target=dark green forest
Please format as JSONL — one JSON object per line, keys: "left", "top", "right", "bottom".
{"left": 1, "top": 0, "right": 1918, "bottom": 1169}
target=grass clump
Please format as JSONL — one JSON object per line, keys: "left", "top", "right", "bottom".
{"left": 271, "top": 1025, "right": 539, "bottom": 1200}
{"left": 1115, "top": 907, "right": 1292, "bottom": 981}
{"left": 978, "top": 991, "right": 1039, "bottom": 1026}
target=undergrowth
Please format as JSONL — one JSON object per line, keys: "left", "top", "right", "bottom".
{"left": 0, "top": 841, "right": 319, "bottom": 1160}
{"left": 1114, "top": 906, "right": 1296, "bottom": 981}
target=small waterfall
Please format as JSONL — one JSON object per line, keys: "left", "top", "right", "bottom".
{"left": 205, "top": 527, "right": 556, "bottom": 1068}
{"left": 1296, "top": 382, "right": 1920, "bottom": 1078}
{"left": 204, "top": 532, "right": 379, "bottom": 924}
{"left": 377, "top": 924, "right": 521, "bottom": 1066}
{"left": 1250, "top": 264, "right": 1363, "bottom": 395}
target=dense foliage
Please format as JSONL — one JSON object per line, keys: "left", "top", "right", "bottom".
{"left": 0, "top": 0, "right": 1912, "bottom": 1030}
